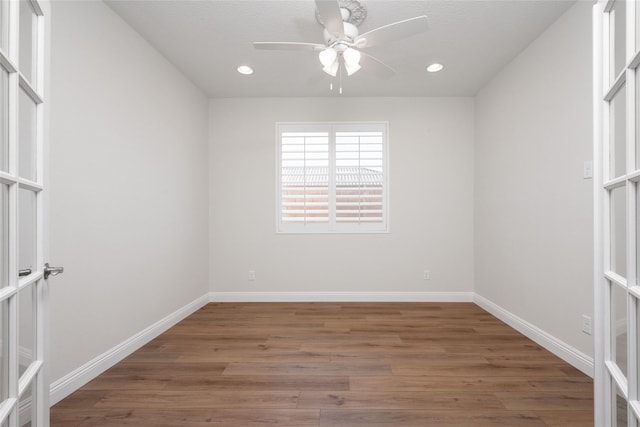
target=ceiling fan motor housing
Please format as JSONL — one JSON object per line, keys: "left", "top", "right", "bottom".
{"left": 315, "top": 0, "right": 367, "bottom": 28}
{"left": 324, "top": 21, "right": 359, "bottom": 47}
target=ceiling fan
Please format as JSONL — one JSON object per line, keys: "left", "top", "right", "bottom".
{"left": 253, "top": 0, "right": 428, "bottom": 87}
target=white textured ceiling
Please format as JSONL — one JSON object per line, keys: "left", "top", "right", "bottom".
{"left": 105, "top": 0, "right": 576, "bottom": 97}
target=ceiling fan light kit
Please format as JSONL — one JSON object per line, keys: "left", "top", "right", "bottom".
{"left": 343, "top": 47, "right": 361, "bottom": 76}
{"left": 342, "top": 47, "right": 360, "bottom": 66}
{"left": 323, "top": 60, "right": 339, "bottom": 77}
{"left": 253, "top": 0, "right": 430, "bottom": 92}
{"left": 319, "top": 47, "right": 338, "bottom": 67}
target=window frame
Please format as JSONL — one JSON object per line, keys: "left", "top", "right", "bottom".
{"left": 276, "top": 121, "right": 389, "bottom": 234}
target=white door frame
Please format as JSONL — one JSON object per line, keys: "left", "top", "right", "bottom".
{"left": 0, "top": 0, "right": 50, "bottom": 425}
{"left": 594, "top": 0, "right": 640, "bottom": 425}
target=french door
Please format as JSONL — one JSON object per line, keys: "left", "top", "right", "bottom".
{"left": 595, "top": 0, "right": 640, "bottom": 425}
{"left": 0, "top": 0, "right": 51, "bottom": 426}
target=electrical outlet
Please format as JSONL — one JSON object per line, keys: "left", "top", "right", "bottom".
{"left": 423, "top": 270, "right": 431, "bottom": 280}
{"left": 582, "top": 315, "right": 592, "bottom": 335}
{"left": 248, "top": 270, "right": 256, "bottom": 281}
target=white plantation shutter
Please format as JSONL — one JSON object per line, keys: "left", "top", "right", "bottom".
{"left": 277, "top": 122, "right": 388, "bottom": 233}
{"left": 280, "top": 131, "right": 329, "bottom": 224}
{"left": 335, "top": 130, "right": 384, "bottom": 225}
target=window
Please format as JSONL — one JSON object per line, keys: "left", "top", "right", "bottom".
{"left": 277, "top": 122, "right": 388, "bottom": 233}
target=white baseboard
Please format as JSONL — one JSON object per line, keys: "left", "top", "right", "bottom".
{"left": 49, "top": 293, "right": 210, "bottom": 406}
{"left": 209, "top": 291, "right": 474, "bottom": 303}
{"left": 473, "top": 294, "right": 594, "bottom": 377}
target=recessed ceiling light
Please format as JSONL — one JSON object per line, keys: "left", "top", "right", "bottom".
{"left": 427, "top": 63, "right": 444, "bottom": 73}
{"left": 237, "top": 65, "right": 254, "bottom": 75}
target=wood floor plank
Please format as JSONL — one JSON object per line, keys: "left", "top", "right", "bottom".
{"left": 392, "top": 364, "right": 572, "bottom": 377}
{"left": 535, "top": 409, "right": 595, "bottom": 426}
{"left": 267, "top": 334, "right": 403, "bottom": 345}
{"left": 441, "top": 343, "right": 550, "bottom": 354}
{"left": 81, "top": 375, "right": 172, "bottom": 391}
{"left": 349, "top": 375, "right": 539, "bottom": 393}
{"left": 298, "top": 390, "right": 506, "bottom": 410}
{"left": 50, "top": 408, "right": 140, "bottom": 426}
{"left": 223, "top": 361, "right": 392, "bottom": 376}
{"left": 162, "top": 374, "right": 349, "bottom": 391}
{"left": 319, "top": 410, "right": 547, "bottom": 426}
{"left": 330, "top": 351, "right": 480, "bottom": 364}
{"left": 131, "top": 408, "right": 321, "bottom": 427}
{"left": 302, "top": 342, "right": 446, "bottom": 354}
{"left": 177, "top": 349, "right": 331, "bottom": 363}
{"left": 484, "top": 354, "right": 575, "bottom": 366}
{"left": 51, "top": 390, "right": 106, "bottom": 409}
{"left": 50, "top": 302, "right": 593, "bottom": 426}
{"left": 527, "top": 376, "right": 593, "bottom": 391}
{"left": 52, "top": 408, "right": 321, "bottom": 426}
{"left": 103, "top": 361, "right": 228, "bottom": 377}
{"left": 94, "top": 390, "right": 300, "bottom": 409}
{"left": 495, "top": 391, "right": 594, "bottom": 411}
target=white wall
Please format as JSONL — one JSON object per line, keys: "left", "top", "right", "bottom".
{"left": 49, "top": 0, "right": 209, "bottom": 383}
{"left": 46, "top": 0, "right": 594, "bottom": 399}
{"left": 474, "top": 1, "right": 593, "bottom": 357}
{"left": 209, "top": 97, "right": 474, "bottom": 296}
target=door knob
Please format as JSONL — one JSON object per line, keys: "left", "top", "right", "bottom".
{"left": 44, "top": 263, "right": 64, "bottom": 280}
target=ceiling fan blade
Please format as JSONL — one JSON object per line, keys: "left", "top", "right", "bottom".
{"left": 355, "top": 16, "right": 429, "bottom": 49}
{"left": 360, "top": 52, "right": 396, "bottom": 80}
{"left": 315, "top": 0, "right": 345, "bottom": 39}
{"left": 253, "top": 42, "right": 325, "bottom": 51}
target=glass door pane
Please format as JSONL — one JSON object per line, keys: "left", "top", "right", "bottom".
{"left": 18, "top": 89, "right": 36, "bottom": 181}
{"left": 0, "top": 302, "right": 5, "bottom": 403}
{"left": 0, "top": 68, "right": 7, "bottom": 173}
{"left": 0, "top": 1, "right": 7, "bottom": 54}
{"left": 613, "top": 282, "right": 628, "bottom": 377}
{"left": 18, "top": 286, "right": 32, "bottom": 375}
{"left": 611, "top": 87, "right": 627, "bottom": 179}
{"left": 637, "top": 185, "right": 640, "bottom": 286}
{"left": 18, "top": 382, "right": 34, "bottom": 427}
{"left": 18, "top": 189, "right": 35, "bottom": 274}
{"left": 611, "top": 0, "right": 627, "bottom": 81}
{"left": 0, "top": 185, "right": 6, "bottom": 288}
{"left": 614, "top": 382, "right": 629, "bottom": 426}
{"left": 636, "top": 71, "right": 640, "bottom": 169}
{"left": 17, "top": 286, "right": 36, "bottom": 427}
{"left": 19, "top": 1, "right": 36, "bottom": 86}
{"left": 612, "top": 186, "right": 627, "bottom": 277}
{"left": 636, "top": 0, "right": 640, "bottom": 52}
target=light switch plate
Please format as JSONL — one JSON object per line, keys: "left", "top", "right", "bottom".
{"left": 583, "top": 161, "right": 593, "bottom": 179}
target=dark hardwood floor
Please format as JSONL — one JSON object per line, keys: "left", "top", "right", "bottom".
{"left": 51, "top": 302, "right": 593, "bottom": 426}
